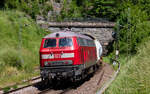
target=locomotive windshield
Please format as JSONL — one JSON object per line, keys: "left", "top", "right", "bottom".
{"left": 44, "top": 39, "right": 56, "bottom": 48}
{"left": 59, "top": 38, "right": 73, "bottom": 47}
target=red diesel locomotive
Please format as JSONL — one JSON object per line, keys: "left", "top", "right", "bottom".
{"left": 39, "top": 31, "right": 102, "bottom": 81}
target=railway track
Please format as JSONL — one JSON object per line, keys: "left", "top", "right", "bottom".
{"left": 1, "top": 76, "right": 41, "bottom": 94}
{"left": 96, "top": 60, "right": 120, "bottom": 94}
{"left": 0, "top": 62, "right": 114, "bottom": 94}
{"left": 1, "top": 75, "right": 74, "bottom": 94}
{"left": 38, "top": 88, "right": 72, "bottom": 94}
{"left": 1, "top": 74, "right": 75, "bottom": 94}
{"left": 36, "top": 63, "right": 113, "bottom": 94}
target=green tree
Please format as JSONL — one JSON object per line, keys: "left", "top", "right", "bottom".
{"left": 118, "top": 3, "right": 149, "bottom": 54}
{"left": 88, "top": 0, "right": 117, "bottom": 21}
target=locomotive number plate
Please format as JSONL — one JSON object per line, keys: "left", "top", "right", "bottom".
{"left": 54, "top": 54, "right": 61, "bottom": 58}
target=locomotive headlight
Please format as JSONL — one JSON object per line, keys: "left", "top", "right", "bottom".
{"left": 64, "top": 60, "right": 73, "bottom": 65}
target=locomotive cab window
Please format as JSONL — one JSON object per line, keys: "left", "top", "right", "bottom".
{"left": 59, "top": 38, "right": 73, "bottom": 47}
{"left": 44, "top": 39, "right": 56, "bottom": 48}
{"left": 77, "top": 37, "right": 95, "bottom": 47}
{"left": 77, "top": 38, "right": 85, "bottom": 46}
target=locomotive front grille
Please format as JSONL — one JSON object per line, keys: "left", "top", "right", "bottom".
{"left": 41, "top": 65, "right": 75, "bottom": 72}
{"left": 44, "top": 60, "right": 73, "bottom": 67}
{"left": 50, "top": 67, "right": 73, "bottom": 72}
{"left": 40, "top": 64, "right": 84, "bottom": 79}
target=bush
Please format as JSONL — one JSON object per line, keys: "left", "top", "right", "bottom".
{"left": 60, "top": 0, "right": 82, "bottom": 20}
{"left": 0, "top": 10, "right": 48, "bottom": 87}
{"left": 118, "top": 4, "right": 150, "bottom": 54}
{"left": 2, "top": 0, "right": 51, "bottom": 19}
{"left": 2, "top": 49, "right": 22, "bottom": 69}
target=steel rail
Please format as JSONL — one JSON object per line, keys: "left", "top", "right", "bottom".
{"left": 2, "top": 76, "right": 41, "bottom": 94}
{"left": 38, "top": 88, "right": 72, "bottom": 94}
{"left": 96, "top": 60, "right": 120, "bottom": 94}
{"left": 38, "top": 88, "right": 54, "bottom": 94}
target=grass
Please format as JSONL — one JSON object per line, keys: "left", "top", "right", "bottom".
{"left": 102, "top": 52, "right": 126, "bottom": 71}
{"left": 104, "top": 40, "right": 150, "bottom": 94}
{"left": 0, "top": 10, "right": 48, "bottom": 87}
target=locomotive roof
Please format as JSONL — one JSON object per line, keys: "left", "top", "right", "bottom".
{"left": 44, "top": 31, "right": 93, "bottom": 40}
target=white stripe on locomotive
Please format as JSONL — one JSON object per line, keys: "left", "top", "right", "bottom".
{"left": 61, "top": 53, "right": 74, "bottom": 58}
{"left": 42, "top": 53, "right": 74, "bottom": 59}
{"left": 42, "top": 54, "right": 54, "bottom": 59}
